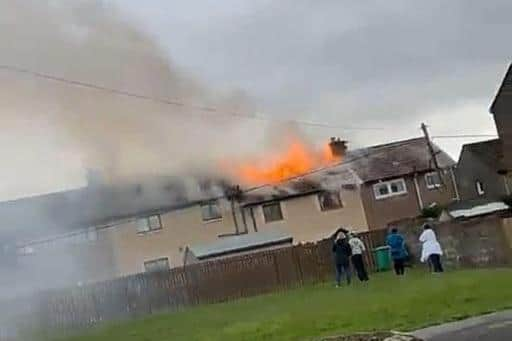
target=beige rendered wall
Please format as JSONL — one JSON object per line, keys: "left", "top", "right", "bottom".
{"left": 250, "top": 187, "right": 369, "bottom": 243}
{"left": 104, "top": 199, "right": 237, "bottom": 276}
{"left": 104, "top": 188, "right": 368, "bottom": 276}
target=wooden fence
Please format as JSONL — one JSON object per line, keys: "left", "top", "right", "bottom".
{"left": 11, "top": 229, "right": 388, "bottom": 332}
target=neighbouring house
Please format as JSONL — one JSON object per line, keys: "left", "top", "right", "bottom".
{"left": 456, "top": 139, "right": 511, "bottom": 200}
{"left": 107, "top": 164, "right": 369, "bottom": 276}
{"left": 0, "top": 172, "right": 233, "bottom": 296}
{"left": 345, "top": 137, "right": 458, "bottom": 229}
{"left": 490, "top": 63, "right": 512, "bottom": 172}
{"left": 183, "top": 229, "right": 293, "bottom": 265}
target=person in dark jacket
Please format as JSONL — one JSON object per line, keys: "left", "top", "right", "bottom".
{"left": 332, "top": 230, "right": 352, "bottom": 287}
{"left": 386, "top": 228, "right": 408, "bottom": 276}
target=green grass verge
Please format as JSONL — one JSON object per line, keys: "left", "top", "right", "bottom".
{"left": 40, "top": 269, "right": 512, "bottom": 341}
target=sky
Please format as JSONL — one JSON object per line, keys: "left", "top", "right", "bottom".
{"left": 111, "top": 0, "right": 508, "bottom": 149}
{"left": 0, "top": 0, "right": 511, "bottom": 200}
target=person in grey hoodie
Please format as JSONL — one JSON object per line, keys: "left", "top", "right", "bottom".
{"left": 349, "top": 232, "right": 369, "bottom": 282}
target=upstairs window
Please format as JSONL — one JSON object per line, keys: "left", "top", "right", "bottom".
{"left": 137, "top": 214, "right": 162, "bottom": 233}
{"left": 373, "top": 178, "right": 407, "bottom": 200}
{"left": 201, "top": 200, "right": 222, "bottom": 221}
{"left": 262, "top": 202, "right": 284, "bottom": 223}
{"left": 144, "top": 257, "right": 170, "bottom": 273}
{"left": 425, "top": 172, "right": 442, "bottom": 189}
{"left": 476, "top": 181, "right": 485, "bottom": 196}
{"left": 318, "top": 191, "right": 343, "bottom": 211}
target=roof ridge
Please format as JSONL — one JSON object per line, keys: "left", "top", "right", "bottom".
{"left": 490, "top": 62, "right": 512, "bottom": 114}
{"left": 462, "top": 138, "right": 500, "bottom": 148}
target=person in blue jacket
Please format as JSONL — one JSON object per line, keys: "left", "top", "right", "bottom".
{"left": 386, "top": 228, "right": 408, "bottom": 276}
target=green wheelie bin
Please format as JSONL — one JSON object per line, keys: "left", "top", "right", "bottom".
{"left": 373, "top": 246, "right": 391, "bottom": 271}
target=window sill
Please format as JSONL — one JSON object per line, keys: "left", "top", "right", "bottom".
{"left": 426, "top": 185, "right": 442, "bottom": 190}
{"left": 320, "top": 206, "right": 344, "bottom": 212}
{"left": 137, "top": 229, "right": 162, "bottom": 236}
{"left": 374, "top": 192, "right": 408, "bottom": 201}
{"left": 264, "top": 219, "right": 285, "bottom": 224}
{"left": 202, "top": 218, "right": 223, "bottom": 225}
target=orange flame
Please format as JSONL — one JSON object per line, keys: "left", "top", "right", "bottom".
{"left": 225, "top": 140, "right": 341, "bottom": 185}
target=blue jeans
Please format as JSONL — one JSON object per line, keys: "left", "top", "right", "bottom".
{"left": 335, "top": 263, "right": 351, "bottom": 285}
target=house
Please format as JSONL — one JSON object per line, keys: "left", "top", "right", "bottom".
{"left": 0, "top": 173, "right": 233, "bottom": 297}
{"left": 490, "top": 63, "right": 512, "bottom": 172}
{"left": 106, "top": 166, "right": 369, "bottom": 276}
{"left": 456, "top": 139, "right": 511, "bottom": 200}
{"left": 345, "top": 137, "right": 458, "bottom": 229}
{"left": 5, "top": 137, "right": 457, "bottom": 284}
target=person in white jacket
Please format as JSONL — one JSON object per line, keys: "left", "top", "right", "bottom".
{"left": 419, "top": 223, "right": 444, "bottom": 273}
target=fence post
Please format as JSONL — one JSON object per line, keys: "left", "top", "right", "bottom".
{"left": 292, "top": 246, "right": 304, "bottom": 286}
{"left": 272, "top": 252, "right": 281, "bottom": 289}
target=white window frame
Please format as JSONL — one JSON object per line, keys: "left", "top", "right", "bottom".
{"left": 425, "top": 172, "right": 442, "bottom": 189}
{"left": 262, "top": 202, "right": 284, "bottom": 223}
{"left": 200, "top": 200, "right": 223, "bottom": 222}
{"left": 136, "top": 214, "right": 163, "bottom": 234}
{"left": 476, "top": 181, "right": 485, "bottom": 196}
{"left": 373, "top": 178, "right": 407, "bottom": 200}
{"left": 144, "top": 257, "right": 170, "bottom": 273}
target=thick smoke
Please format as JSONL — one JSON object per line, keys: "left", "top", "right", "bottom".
{"left": 0, "top": 1, "right": 275, "bottom": 334}
{"left": 0, "top": 0, "right": 266, "bottom": 188}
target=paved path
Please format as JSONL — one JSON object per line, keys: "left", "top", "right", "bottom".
{"left": 412, "top": 310, "right": 512, "bottom": 340}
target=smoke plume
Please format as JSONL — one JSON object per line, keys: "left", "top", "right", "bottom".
{"left": 0, "top": 0, "right": 265, "bottom": 189}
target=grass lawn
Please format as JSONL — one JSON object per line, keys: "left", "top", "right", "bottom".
{"left": 42, "top": 268, "right": 512, "bottom": 341}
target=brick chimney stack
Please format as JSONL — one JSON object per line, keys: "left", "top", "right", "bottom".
{"left": 329, "top": 137, "right": 347, "bottom": 158}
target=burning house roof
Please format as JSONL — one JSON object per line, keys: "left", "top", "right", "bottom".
{"left": 242, "top": 137, "right": 455, "bottom": 205}
{"left": 1, "top": 137, "right": 454, "bottom": 242}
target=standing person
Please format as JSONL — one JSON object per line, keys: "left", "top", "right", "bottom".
{"left": 348, "top": 232, "right": 369, "bottom": 282}
{"left": 420, "top": 223, "right": 444, "bottom": 273}
{"left": 332, "top": 231, "right": 352, "bottom": 287}
{"left": 386, "top": 228, "right": 408, "bottom": 276}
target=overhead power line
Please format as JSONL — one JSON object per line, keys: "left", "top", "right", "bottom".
{"left": 0, "top": 64, "right": 384, "bottom": 131}
{"left": 432, "top": 134, "right": 498, "bottom": 139}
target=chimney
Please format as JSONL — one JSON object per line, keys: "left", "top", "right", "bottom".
{"left": 329, "top": 137, "right": 347, "bottom": 158}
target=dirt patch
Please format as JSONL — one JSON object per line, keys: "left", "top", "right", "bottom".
{"left": 321, "top": 332, "right": 422, "bottom": 341}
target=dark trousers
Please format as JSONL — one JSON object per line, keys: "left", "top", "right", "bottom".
{"left": 429, "top": 254, "right": 444, "bottom": 273}
{"left": 351, "top": 254, "right": 369, "bottom": 281}
{"left": 335, "top": 263, "right": 351, "bottom": 285}
{"left": 393, "top": 258, "right": 405, "bottom": 275}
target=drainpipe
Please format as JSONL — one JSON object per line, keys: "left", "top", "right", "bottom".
{"left": 230, "top": 199, "right": 239, "bottom": 234}
{"left": 250, "top": 206, "right": 258, "bottom": 232}
{"left": 413, "top": 173, "right": 424, "bottom": 210}
{"left": 240, "top": 206, "right": 248, "bottom": 233}
{"left": 450, "top": 167, "right": 460, "bottom": 201}
{"left": 504, "top": 176, "right": 511, "bottom": 196}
